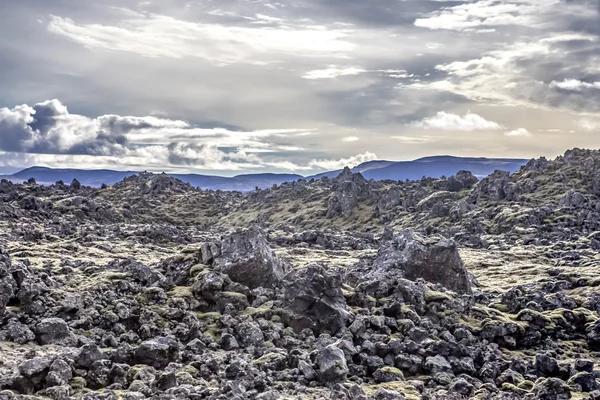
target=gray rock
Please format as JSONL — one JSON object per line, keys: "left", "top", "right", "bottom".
{"left": 284, "top": 265, "right": 351, "bottom": 334}
{"left": 326, "top": 167, "right": 369, "bottom": 218}
{"left": 35, "top": 318, "right": 77, "bottom": 346}
{"left": 133, "top": 337, "right": 180, "bottom": 369}
{"left": 425, "top": 355, "right": 452, "bottom": 373}
{"left": 371, "top": 230, "right": 472, "bottom": 294}
{"left": 46, "top": 359, "right": 73, "bottom": 387}
{"left": 317, "top": 344, "right": 348, "bottom": 383}
{"left": 214, "top": 227, "right": 288, "bottom": 289}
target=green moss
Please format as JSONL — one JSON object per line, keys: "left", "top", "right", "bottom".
{"left": 71, "top": 377, "right": 86, "bottom": 390}
{"left": 363, "top": 382, "right": 420, "bottom": 400}
{"left": 197, "top": 312, "right": 221, "bottom": 320}
{"left": 501, "top": 382, "right": 528, "bottom": 395}
{"left": 179, "top": 365, "right": 199, "bottom": 378}
{"left": 252, "top": 352, "right": 285, "bottom": 366}
{"left": 379, "top": 367, "right": 404, "bottom": 379}
{"left": 517, "top": 380, "right": 534, "bottom": 390}
{"left": 168, "top": 286, "right": 194, "bottom": 298}
{"left": 424, "top": 290, "right": 453, "bottom": 302}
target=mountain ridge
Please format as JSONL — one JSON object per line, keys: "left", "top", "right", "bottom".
{"left": 1, "top": 155, "right": 529, "bottom": 191}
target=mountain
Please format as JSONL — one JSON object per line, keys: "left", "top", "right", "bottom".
{"left": 2, "top": 167, "right": 303, "bottom": 192}
{"left": 307, "top": 155, "right": 528, "bottom": 181}
{"left": 0, "top": 155, "right": 528, "bottom": 191}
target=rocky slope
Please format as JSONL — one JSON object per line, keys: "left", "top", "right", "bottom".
{"left": 0, "top": 148, "right": 599, "bottom": 399}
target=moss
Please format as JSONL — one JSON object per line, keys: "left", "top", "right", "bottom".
{"left": 219, "top": 291, "right": 248, "bottom": 300}
{"left": 501, "top": 382, "right": 528, "bottom": 395}
{"left": 168, "top": 286, "right": 194, "bottom": 298}
{"left": 363, "top": 381, "right": 420, "bottom": 400}
{"left": 197, "top": 312, "right": 221, "bottom": 320}
{"left": 179, "top": 365, "right": 199, "bottom": 378}
{"left": 517, "top": 380, "right": 534, "bottom": 390}
{"left": 380, "top": 366, "right": 405, "bottom": 379}
{"left": 102, "top": 271, "right": 130, "bottom": 281}
{"left": 460, "top": 315, "right": 483, "bottom": 331}
{"left": 71, "top": 376, "right": 86, "bottom": 390}
{"left": 424, "top": 290, "right": 453, "bottom": 303}
{"left": 243, "top": 301, "right": 274, "bottom": 316}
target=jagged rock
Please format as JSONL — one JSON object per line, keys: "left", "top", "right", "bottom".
{"left": 35, "top": 318, "right": 77, "bottom": 346}
{"left": 214, "top": 227, "right": 288, "bottom": 289}
{"left": 0, "top": 251, "right": 17, "bottom": 316}
{"left": 470, "top": 170, "right": 520, "bottom": 203}
{"left": 45, "top": 359, "right": 72, "bottom": 387}
{"left": 133, "top": 337, "right": 180, "bottom": 369}
{"left": 317, "top": 344, "right": 348, "bottom": 383}
{"left": 283, "top": 264, "right": 351, "bottom": 334}
{"left": 326, "top": 167, "right": 369, "bottom": 218}
{"left": 560, "top": 189, "right": 586, "bottom": 208}
{"left": 532, "top": 378, "right": 571, "bottom": 399}
{"left": 5, "top": 319, "right": 35, "bottom": 344}
{"left": 76, "top": 344, "right": 107, "bottom": 369}
{"left": 446, "top": 171, "right": 478, "bottom": 192}
{"left": 371, "top": 230, "right": 472, "bottom": 294}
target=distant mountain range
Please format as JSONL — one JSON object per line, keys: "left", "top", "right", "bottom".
{"left": 0, "top": 155, "right": 529, "bottom": 191}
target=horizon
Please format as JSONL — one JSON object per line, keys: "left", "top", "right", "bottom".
{"left": 2, "top": 153, "right": 536, "bottom": 179}
{"left": 1, "top": 1, "right": 599, "bottom": 175}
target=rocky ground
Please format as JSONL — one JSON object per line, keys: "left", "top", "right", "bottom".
{"left": 1, "top": 148, "right": 600, "bottom": 399}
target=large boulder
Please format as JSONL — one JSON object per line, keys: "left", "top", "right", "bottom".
{"left": 283, "top": 265, "right": 351, "bottom": 334}
{"left": 446, "top": 170, "right": 479, "bottom": 192}
{"left": 469, "top": 170, "right": 520, "bottom": 203}
{"left": 371, "top": 230, "right": 472, "bottom": 294}
{"left": 317, "top": 344, "right": 348, "bottom": 383}
{"left": 133, "top": 337, "right": 180, "bottom": 369}
{"left": 214, "top": 227, "right": 288, "bottom": 289}
{"left": 35, "top": 318, "right": 77, "bottom": 346}
{"left": 326, "top": 167, "right": 369, "bottom": 218}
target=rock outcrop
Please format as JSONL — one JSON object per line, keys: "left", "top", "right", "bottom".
{"left": 371, "top": 230, "right": 472, "bottom": 294}
{"left": 283, "top": 265, "right": 352, "bottom": 334}
{"left": 214, "top": 227, "right": 288, "bottom": 289}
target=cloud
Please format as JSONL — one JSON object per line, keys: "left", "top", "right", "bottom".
{"left": 308, "top": 151, "right": 378, "bottom": 170}
{"left": 303, "top": 66, "right": 367, "bottom": 80}
{"left": 342, "top": 136, "right": 359, "bottom": 142}
{"left": 504, "top": 128, "right": 531, "bottom": 137}
{"left": 414, "top": 0, "right": 558, "bottom": 32}
{"left": 0, "top": 99, "right": 381, "bottom": 173}
{"left": 577, "top": 118, "right": 600, "bottom": 131}
{"left": 47, "top": 13, "right": 355, "bottom": 65}
{"left": 549, "top": 79, "right": 600, "bottom": 91}
{"left": 410, "top": 111, "right": 502, "bottom": 131}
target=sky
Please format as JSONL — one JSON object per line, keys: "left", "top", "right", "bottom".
{"left": 0, "top": 0, "right": 599, "bottom": 176}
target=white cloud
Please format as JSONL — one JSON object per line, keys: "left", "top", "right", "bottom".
{"left": 303, "top": 66, "right": 367, "bottom": 79}
{"left": 504, "top": 128, "right": 531, "bottom": 137}
{"left": 414, "top": 0, "right": 559, "bottom": 32}
{"left": 391, "top": 136, "right": 434, "bottom": 144}
{"left": 0, "top": 99, "right": 319, "bottom": 171}
{"left": 410, "top": 111, "right": 502, "bottom": 131}
{"left": 549, "top": 79, "right": 600, "bottom": 91}
{"left": 342, "top": 136, "right": 359, "bottom": 142}
{"left": 48, "top": 13, "right": 355, "bottom": 65}
{"left": 577, "top": 118, "right": 600, "bottom": 132}
{"left": 308, "top": 151, "right": 377, "bottom": 170}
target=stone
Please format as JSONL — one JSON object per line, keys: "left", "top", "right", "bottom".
{"left": 371, "top": 230, "right": 472, "bottom": 294}
{"left": 317, "top": 344, "right": 348, "bottom": 383}
{"left": 133, "top": 337, "right": 180, "bottom": 369}
{"left": 214, "top": 227, "right": 288, "bottom": 289}
{"left": 35, "top": 318, "right": 77, "bottom": 346}
{"left": 284, "top": 264, "right": 351, "bottom": 334}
